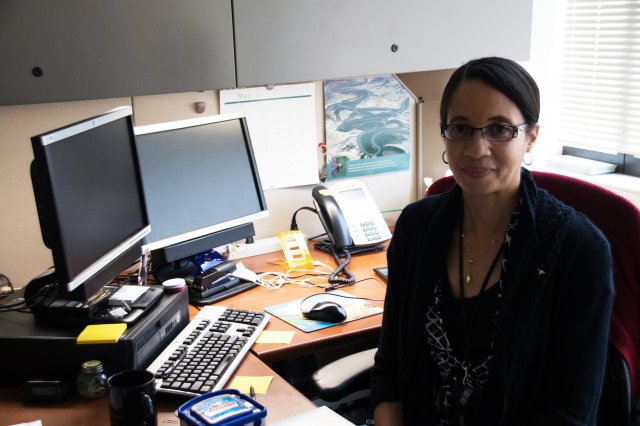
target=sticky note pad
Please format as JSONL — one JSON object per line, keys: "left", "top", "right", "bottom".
{"left": 77, "top": 323, "right": 127, "bottom": 344}
{"left": 228, "top": 376, "right": 273, "bottom": 395}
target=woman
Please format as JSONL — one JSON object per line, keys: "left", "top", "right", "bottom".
{"left": 370, "top": 57, "right": 614, "bottom": 425}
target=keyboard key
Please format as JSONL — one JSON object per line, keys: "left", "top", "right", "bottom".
{"left": 146, "top": 306, "right": 270, "bottom": 398}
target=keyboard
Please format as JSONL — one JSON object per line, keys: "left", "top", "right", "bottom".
{"left": 146, "top": 305, "right": 270, "bottom": 397}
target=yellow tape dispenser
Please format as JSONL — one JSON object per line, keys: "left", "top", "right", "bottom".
{"left": 277, "top": 230, "right": 313, "bottom": 269}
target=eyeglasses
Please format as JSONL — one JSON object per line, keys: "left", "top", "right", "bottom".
{"left": 441, "top": 123, "right": 529, "bottom": 142}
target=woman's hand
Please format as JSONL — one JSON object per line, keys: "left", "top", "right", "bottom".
{"left": 373, "top": 401, "right": 403, "bottom": 425}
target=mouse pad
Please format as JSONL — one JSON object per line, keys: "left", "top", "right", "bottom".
{"left": 263, "top": 290, "right": 383, "bottom": 333}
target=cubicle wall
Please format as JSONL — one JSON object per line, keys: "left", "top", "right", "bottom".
{"left": 0, "top": 98, "right": 137, "bottom": 289}
{"left": 0, "top": 0, "right": 534, "bottom": 288}
{"left": 0, "top": 84, "right": 419, "bottom": 289}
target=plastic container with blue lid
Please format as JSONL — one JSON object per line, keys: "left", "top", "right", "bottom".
{"left": 177, "top": 389, "right": 267, "bottom": 426}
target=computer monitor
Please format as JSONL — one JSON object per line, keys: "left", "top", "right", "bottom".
{"left": 133, "top": 112, "right": 268, "bottom": 281}
{"left": 29, "top": 106, "right": 151, "bottom": 302}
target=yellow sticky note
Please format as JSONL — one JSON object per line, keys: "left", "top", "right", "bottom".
{"left": 77, "top": 323, "right": 127, "bottom": 344}
{"left": 256, "top": 330, "right": 295, "bottom": 344}
{"left": 228, "top": 376, "right": 273, "bottom": 395}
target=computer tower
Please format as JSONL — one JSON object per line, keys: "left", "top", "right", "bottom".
{"left": 0, "top": 288, "right": 189, "bottom": 386}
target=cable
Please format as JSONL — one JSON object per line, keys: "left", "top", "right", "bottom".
{"left": 298, "top": 290, "right": 385, "bottom": 312}
{"left": 342, "top": 276, "right": 387, "bottom": 289}
{"left": 288, "top": 204, "right": 358, "bottom": 288}
{"left": 307, "top": 232, "right": 328, "bottom": 242}
{"left": 0, "top": 296, "right": 30, "bottom": 310}
{"left": 0, "top": 273, "right": 15, "bottom": 299}
{"left": 256, "top": 262, "right": 335, "bottom": 290}
{"left": 0, "top": 283, "right": 58, "bottom": 313}
{"left": 327, "top": 247, "right": 355, "bottom": 287}
{"left": 289, "top": 206, "right": 318, "bottom": 231}
{"left": 300, "top": 291, "right": 384, "bottom": 305}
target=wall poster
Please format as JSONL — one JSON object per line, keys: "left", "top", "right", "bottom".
{"left": 323, "top": 75, "right": 411, "bottom": 181}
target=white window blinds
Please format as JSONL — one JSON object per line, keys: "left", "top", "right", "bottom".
{"left": 559, "top": 0, "right": 640, "bottom": 156}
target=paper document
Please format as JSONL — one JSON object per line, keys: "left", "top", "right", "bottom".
{"left": 220, "top": 83, "right": 320, "bottom": 190}
{"left": 270, "top": 406, "right": 356, "bottom": 425}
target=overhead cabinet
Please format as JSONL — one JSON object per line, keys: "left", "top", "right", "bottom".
{"left": 233, "top": 0, "right": 533, "bottom": 87}
{"left": 0, "top": 0, "right": 532, "bottom": 105}
{"left": 0, "top": 0, "right": 236, "bottom": 106}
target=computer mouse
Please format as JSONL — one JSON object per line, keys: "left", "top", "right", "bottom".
{"left": 302, "top": 301, "right": 347, "bottom": 323}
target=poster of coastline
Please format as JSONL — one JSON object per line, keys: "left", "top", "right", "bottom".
{"left": 324, "top": 75, "right": 411, "bottom": 180}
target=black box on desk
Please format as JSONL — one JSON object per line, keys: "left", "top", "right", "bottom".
{"left": 0, "top": 288, "right": 189, "bottom": 386}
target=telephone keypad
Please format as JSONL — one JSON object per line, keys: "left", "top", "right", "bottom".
{"left": 356, "top": 221, "right": 382, "bottom": 242}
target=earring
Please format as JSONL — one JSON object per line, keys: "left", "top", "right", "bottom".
{"left": 441, "top": 150, "right": 449, "bottom": 164}
{"left": 523, "top": 151, "right": 533, "bottom": 166}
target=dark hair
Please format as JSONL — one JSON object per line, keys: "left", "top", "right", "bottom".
{"left": 439, "top": 57, "right": 540, "bottom": 130}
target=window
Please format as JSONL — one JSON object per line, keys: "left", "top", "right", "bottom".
{"left": 558, "top": 0, "right": 640, "bottom": 157}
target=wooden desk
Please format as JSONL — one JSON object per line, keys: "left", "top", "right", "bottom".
{"left": 190, "top": 243, "right": 388, "bottom": 363}
{"left": 1, "top": 243, "right": 387, "bottom": 424}
{"left": 0, "top": 353, "right": 316, "bottom": 425}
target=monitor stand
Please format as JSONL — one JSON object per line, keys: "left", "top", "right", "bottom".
{"left": 24, "top": 271, "right": 164, "bottom": 325}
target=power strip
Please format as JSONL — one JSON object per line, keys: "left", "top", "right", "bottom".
{"left": 225, "top": 236, "right": 283, "bottom": 260}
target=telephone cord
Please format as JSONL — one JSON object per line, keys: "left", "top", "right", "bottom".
{"left": 328, "top": 248, "right": 355, "bottom": 286}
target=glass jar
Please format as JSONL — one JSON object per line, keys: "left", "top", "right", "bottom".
{"left": 76, "top": 359, "right": 109, "bottom": 399}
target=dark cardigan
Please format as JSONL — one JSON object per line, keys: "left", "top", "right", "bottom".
{"left": 371, "top": 169, "right": 614, "bottom": 425}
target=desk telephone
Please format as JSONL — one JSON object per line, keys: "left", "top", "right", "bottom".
{"left": 312, "top": 180, "right": 391, "bottom": 251}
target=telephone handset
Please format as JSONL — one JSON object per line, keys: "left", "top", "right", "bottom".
{"left": 311, "top": 186, "right": 352, "bottom": 250}
{"left": 311, "top": 180, "right": 391, "bottom": 251}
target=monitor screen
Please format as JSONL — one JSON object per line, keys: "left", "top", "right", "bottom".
{"left": 30, "top": 106, "right": 151, "bottom": 300}
{"left": 133, "top": 112, "right": 268, "bottom": 270}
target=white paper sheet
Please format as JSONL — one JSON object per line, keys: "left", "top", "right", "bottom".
{"left": 220, "top": 83, "right": 320, "bottom": 190}
{"left": 270, "top": 406, "right": 356, "bottom": 426}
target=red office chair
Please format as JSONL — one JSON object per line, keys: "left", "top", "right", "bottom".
{"left": 312, "top": 171, "right": 640, "bottom": 425}
{"left": 427, "top": 171, "right": 640, "bottom": 424}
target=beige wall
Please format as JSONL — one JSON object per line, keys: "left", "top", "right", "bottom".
{"left": 0, "top": 77, "right": 426, "bottom": 289}
{"left": 0, "top": 92, "right": 225, "bottom": 289}
{"left": 0, "top": 98, "right": 132, "bottom": 288}
{"left": 132, "top": 91, "right": 221, "bottom": 127}
{"left": 129, "top": 82, "right": 416, "bottom": 248}
{"left": 397, "top": 69, "right": 455, "bottom": 194}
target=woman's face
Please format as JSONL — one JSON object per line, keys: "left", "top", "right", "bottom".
{"left": 444, "top": 79, "right": 538, "bottom": 197}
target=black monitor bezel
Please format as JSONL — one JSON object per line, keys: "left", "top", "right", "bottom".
{"left": 30, "top": 106, "right": 150, "bottom": 300}
{"left": 133, "top": 112, "right": 268, "bottom": 265}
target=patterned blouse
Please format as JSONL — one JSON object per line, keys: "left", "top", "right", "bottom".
{"left": 425, "top": 201, "right": 521, "bottom": 425}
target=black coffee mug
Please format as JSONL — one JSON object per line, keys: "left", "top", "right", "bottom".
{"left": 108, "top": 369, "right": 157, "bottom": 426}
